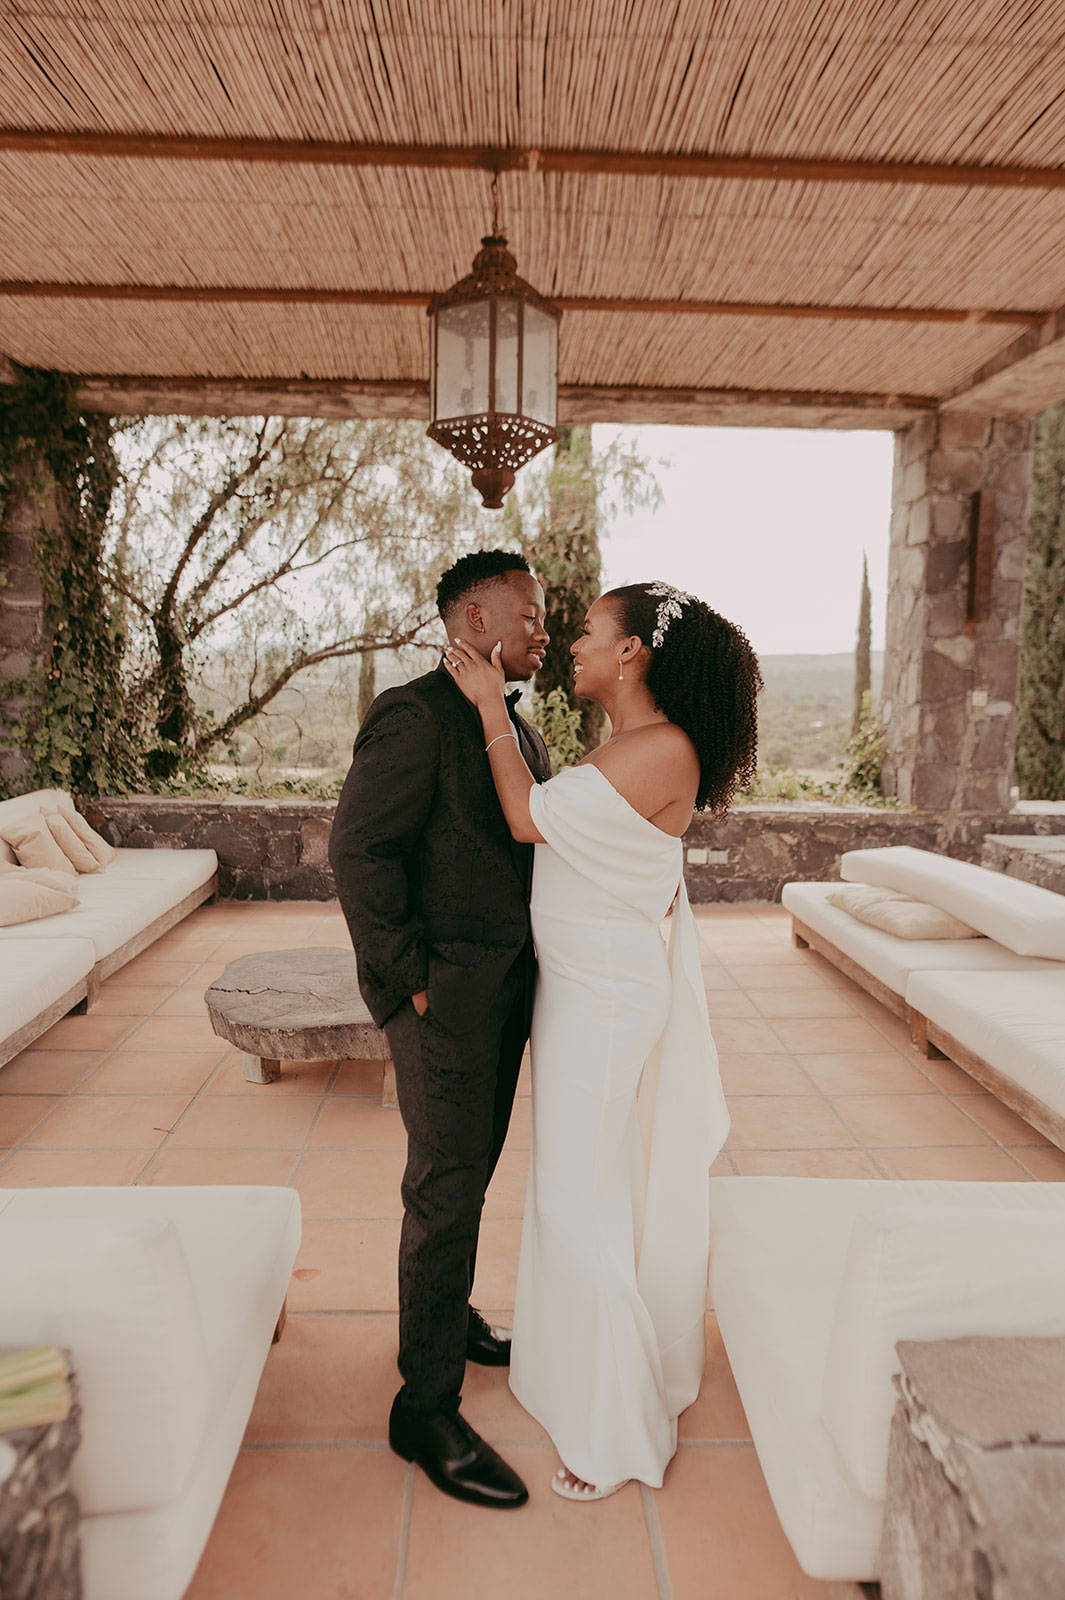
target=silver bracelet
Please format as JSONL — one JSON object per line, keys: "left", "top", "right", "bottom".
{"left": 485, "top": 731, "right": 519, "bottom": 754}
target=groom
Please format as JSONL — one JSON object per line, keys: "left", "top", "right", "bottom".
{"left": 329, "top": 549, "right": 551, "bottom": 1509}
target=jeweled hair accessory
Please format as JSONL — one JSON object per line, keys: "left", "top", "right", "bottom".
{"left": 647, "top": 582, "right": 695, "bottom": 648}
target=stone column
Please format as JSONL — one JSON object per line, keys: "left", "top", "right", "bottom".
{"left": 0, "top": 448, "right": 58, "bottom": 794}
{"left": 882, "top": 412, "right": 1032, "bottom": 811}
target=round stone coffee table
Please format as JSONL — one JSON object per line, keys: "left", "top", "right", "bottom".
{"left": 205, "top": 947, "right": 396, "bottom": 1106}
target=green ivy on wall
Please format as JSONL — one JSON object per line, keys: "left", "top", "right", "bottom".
{"left": 0, "top": 366, "right": 141, "bottom": 797}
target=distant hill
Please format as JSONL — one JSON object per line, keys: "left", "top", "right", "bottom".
{"left": 202, "top": 647, "right": 882, "bottom": 781}
{"left": 759, "top": 652, "right": 884, "bottom": 697}
{"left": 757, "top": 652, "right": 884, "bottom": 772}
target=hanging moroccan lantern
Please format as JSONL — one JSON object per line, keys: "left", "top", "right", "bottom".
{"left": 427, "top": 234, "right": 560, "bottom": 509}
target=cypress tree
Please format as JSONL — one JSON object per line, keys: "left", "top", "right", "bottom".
{"left": 1016, "top": 405, "right": 1065, "bottom": 799}
{"left": 852, "top": 552, "right": 872, "bottom": 736}
{"left": 522, "top": 425, "right": 605, "bottom": 749}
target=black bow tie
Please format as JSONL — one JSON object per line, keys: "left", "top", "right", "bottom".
{"left": 505, "top": 688, "right": 523, "bottom": 711}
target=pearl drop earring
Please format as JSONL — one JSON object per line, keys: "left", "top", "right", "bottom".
{"left": 617, "top": 659, "right": 625, "bottom": 681}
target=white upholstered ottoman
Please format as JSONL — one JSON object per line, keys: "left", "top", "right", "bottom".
{"left": 708, "top": 1175, "right": 1065, "bottom": 1581}
{"left": 0, "top": 1184, "right": 301, "bottom": 1600}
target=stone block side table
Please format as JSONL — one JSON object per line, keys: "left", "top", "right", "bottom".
{"left": 879, "top": 1335, "right": 1065, "bottom": 1600}
{"left": 0, "top": 1364, "right": 82, "bottom": 1600}
{"left": 205, "top": 947, "right": 397, "bottom": 1106}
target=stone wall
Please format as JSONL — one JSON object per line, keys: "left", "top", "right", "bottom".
{"left": 981, "top": 834, "right": 1065, "bottom": 897}
{"left": 883, "top": 412, "right": 1033, "bottom": 811}
{"left": 88, "top": 795, "right": 1065, "bottom": 903}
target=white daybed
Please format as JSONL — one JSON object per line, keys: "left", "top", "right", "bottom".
{"left": 0, "top": 788, "right": 217, "bottom": 1066}
{"left": 709, "top": 1174, "right": 1065, "bottom": 1582}
{"left": 0, "top": 1183, "right": 301, "bottom": 1600}
{"left": 782, "top": 846, "right": 1065, "bottom": 1148}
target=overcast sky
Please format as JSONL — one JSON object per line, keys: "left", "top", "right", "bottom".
{"left": 592, "top": 425, "right": 895, "bottom": 657}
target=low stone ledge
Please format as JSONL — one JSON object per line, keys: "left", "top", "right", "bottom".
{"left": 684, "top": 803, "right": 1065, "bottom": 902}
{"left": 982, "top": 833, "right": 1065, "bottom": 897}
{"left": 86, "top": 795, "right": 1065, "bottom": 903}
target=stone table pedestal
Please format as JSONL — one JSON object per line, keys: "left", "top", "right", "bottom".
{"left": 205, "top": 947, "right": 396, "bottom": 1105}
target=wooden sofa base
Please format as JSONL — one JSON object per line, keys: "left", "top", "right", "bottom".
{"left": 909, "top": 1011, "right": 1065, "bottom": 1154}
{"left": 1, "top": 873, "right": 219, "bottom": 1069}
{"left": 790, "top": 913, "right": 1065, "bottom": 1152}
{"left": 790, "top": 916, "right": 908, "bottom": 1019}
{"left": 0, "top": 976, "right": 91, "bottom": 1070}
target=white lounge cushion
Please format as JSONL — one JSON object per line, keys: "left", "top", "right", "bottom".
{"left": 782, "top": 882, "right": 1057, "bottom": 998}
{"left": 0, "top": 790, "right": 77, "bottom": 866}
{"left": 822, "top": 1206, "right": 1065, "bottom": 1500}
{"left": 0, "top": 1185, "right": 301, "bottom": 1600}
{"left": 841, "top": 846, "right": 1065, "bottom": 960}
{"left": 0, "top": 937, "right": 94, "bottom": 1038}
{"left": 0, "top": 1211, "right": 210, "bottom": 1515}
{"left": 0, "top": 848, "right": 217, "bottom": 959}
{"left": 906, "top": 968, "right": 1065, "bottom": 1122}
{"left": 827, "top": 884, "right": 980, "bottom": 940}
{"left": 709, "top": 1176, "right": 1065, "bottom": 1581}
{"left": 0, "top": 866, "right": 80, "bottom": 926}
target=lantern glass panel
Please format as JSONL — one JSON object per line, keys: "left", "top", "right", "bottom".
{"left": 521, "top": 303, "right": 558, "bottom": 426}
{"left": 492, "top": 296, "right": 520, "bottom": 416}
{"left": 434, "top": 300, "right": 490, "bottom": 420}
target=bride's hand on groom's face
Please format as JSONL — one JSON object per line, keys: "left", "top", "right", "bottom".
{"left": 443, "top": 638, "right": 506, "bottom": 707}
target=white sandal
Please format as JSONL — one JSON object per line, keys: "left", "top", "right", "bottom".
{"left": 551, "top": 1467, "right": 629, "bottom": 1502}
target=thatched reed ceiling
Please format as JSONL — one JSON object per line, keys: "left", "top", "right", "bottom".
{"left": 4, "top": 0, "right": 1065, "bottom": 425}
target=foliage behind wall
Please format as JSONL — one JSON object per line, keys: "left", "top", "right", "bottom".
{"left": 1016, "top": 403, "right": 1065, "bottom": 801}
{"left": 0, "top": 367, "right": 140, "bottom": 797}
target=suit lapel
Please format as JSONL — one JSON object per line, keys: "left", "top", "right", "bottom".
{"left": 511, "top": 708, "right": 552, "bottom": 783}
{"left": 434, "top": 661, "right": 552, "bottom": 784}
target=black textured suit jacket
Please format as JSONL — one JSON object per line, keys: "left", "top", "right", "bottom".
{"left": 329, "top": 663, "right": 552, "bottom": 1034}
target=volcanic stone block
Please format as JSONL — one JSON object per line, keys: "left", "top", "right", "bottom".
{"left": 0, "top": 1369, "right": 82, "bottom": 1600}
{"left": 881, "top": 1337, "right": 1065, "bottom": 1600}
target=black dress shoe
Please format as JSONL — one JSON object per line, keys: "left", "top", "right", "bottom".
{"left": 389, "top": 1396, "right": 529, "bottom": 1508}
{"left": 466, "top": 1307, "right": 512, "bottom": 1367}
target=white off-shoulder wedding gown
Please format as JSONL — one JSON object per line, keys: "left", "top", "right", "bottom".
{"left": 509, "top": 763, "right": 730, "bottom": 1488}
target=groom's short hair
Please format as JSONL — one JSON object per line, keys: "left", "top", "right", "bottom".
{"left": 436, "top": 550, "right": 533, "bottom": 622}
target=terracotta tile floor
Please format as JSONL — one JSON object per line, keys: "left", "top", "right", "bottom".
{"left": 2, "top": 898, "right": 1059, "bottom": 1599}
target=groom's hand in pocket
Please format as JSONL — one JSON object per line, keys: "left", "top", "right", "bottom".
{"left": 411, "top": 990, "right": 429, "bottom": 1017}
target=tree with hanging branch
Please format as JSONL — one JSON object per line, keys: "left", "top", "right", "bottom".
{"left": 105, "top": 415, "right": 473, "bottom": 780}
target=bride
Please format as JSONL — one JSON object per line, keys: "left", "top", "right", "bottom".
{"left": 443, "top": 580, "right": 761, "bottom": 1500}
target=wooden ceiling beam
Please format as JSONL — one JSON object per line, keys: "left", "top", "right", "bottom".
{"left": 5, "top": 129, "right": 1065, "bottom": 192}
{"left": 67, "top": 372, "right": 935, "bottom": 429}
{"left": 940, "top": 304, "right": 1065, "bottom": 414}
{"left": 0, "top": 279, "right": 1041, "bottom": 328}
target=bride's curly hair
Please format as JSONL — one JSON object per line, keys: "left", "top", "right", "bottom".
{"left": 603, "top": 583, "right": 763, "bottom": 813}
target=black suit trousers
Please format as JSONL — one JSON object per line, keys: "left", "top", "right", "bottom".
{"left": 384, "top": 954, "right": 529, "bottom": 1414}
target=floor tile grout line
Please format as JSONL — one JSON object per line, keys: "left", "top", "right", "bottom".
{"left": 640, "top": 1482, "right": 674, "bottom": 1600}
{"left": 133, "top": 1018, "right": 263, "bottom": 1181}
{"left": 393, "top": 1463, "right": 415, "bottom": 1600}
{"left": 290, "top": 1059, "right": 346, "bottom": 1189}
{"left": 941, "top": 1091, "right": 1046, "bottom": 1163}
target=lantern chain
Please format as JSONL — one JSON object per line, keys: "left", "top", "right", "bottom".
{"left": 490, "top": 169, "right": 501, "bottom": 237}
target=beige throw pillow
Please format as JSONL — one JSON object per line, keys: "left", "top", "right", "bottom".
{"left": 63, "top": 808, "right": 117, "bottom": 869}
{"left": 0, "top": 865, "right": 79, "bottom": 926}
{"left": 43, "top": 808, "right": 102, "bottom": 874}
{"left": 827, "top": 884, "right": 980, "bottom": 941}
{"left": 0, "top": 816, "right": 72, "bottom": 874}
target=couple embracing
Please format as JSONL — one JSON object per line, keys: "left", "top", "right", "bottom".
{"left": 329, "top": 550, "right": 760, "bottom": 1507}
